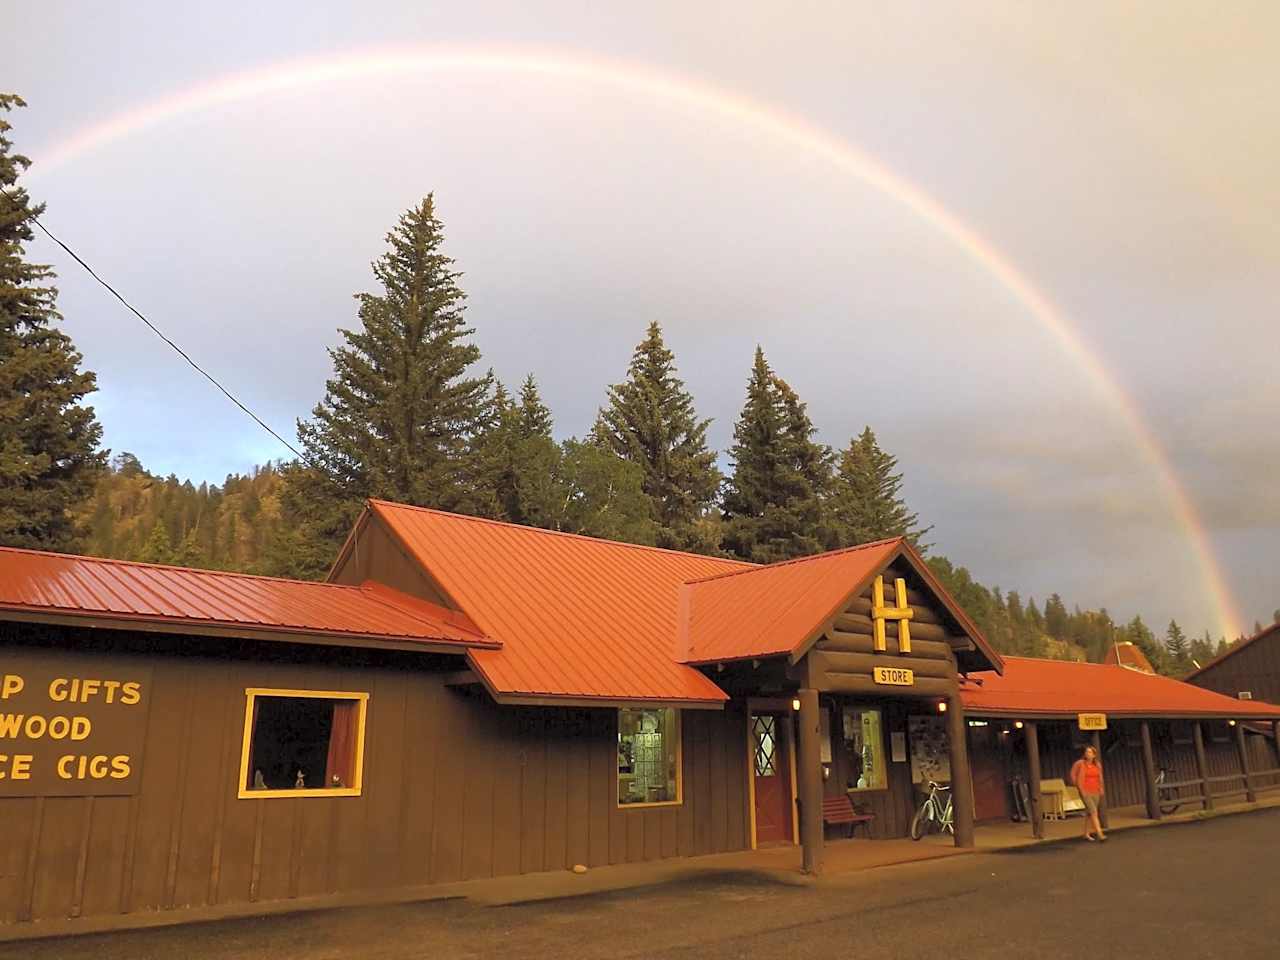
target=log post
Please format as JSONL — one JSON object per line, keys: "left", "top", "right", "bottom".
{"left": 1091, "top": 730, "right": 1111, "bottom": 829}
{"left": 1138, "top": 721, "right": 1160, "bottom": 820}
{"left": 1192, "top": 721, "right": 1214, "bottom": 811}
{"left": 946, "top": 693, "right": 975, "bottom": 848}
{"left": 1233, "top": 722, "right": 1256, "bottom": 803}
{"left": 1273, "top": 720, "right": 1280, "bottom": 773}
{"left": 796, "top": 689, "right": 824, "bottom": 875}
{"left": 1025, "top": 722, "right": 1044, "bottom": 839}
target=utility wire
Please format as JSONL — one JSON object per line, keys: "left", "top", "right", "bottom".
{"left": 7, "top": 188, "right": 307, "bottom": 462}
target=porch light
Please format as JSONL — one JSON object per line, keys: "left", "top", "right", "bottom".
{"left": 1228, "top": 719, "right": 1237, "bottom": 726}
{"left": 791, "top": 698, "right": 801, "bottom": 712}
{"left": 937, "top": 701, "right": 947, "bottom": 713}
{"left": 1014, "top": 720, "right": 1024, "bottom": 730}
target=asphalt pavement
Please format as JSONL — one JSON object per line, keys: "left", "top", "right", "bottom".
{"left": 6, "top": 807, "right": 1277, "bottom": 960}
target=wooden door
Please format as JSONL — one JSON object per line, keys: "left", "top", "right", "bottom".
{"left": 968, "top": 725, "right": 1009, "bottom": 821}
{"left": 751, "top": 714, "right": 794, "bottom": 844}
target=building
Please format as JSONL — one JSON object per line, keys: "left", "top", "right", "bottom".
{"left": 2, "top": 499, "right": 1278, "bottom": 939}
{"left": 1101, "top": 640, "right": 1156, "bottom": 674}
{"left": 1185, "top": 622, "right": 1280, "bottom": 705}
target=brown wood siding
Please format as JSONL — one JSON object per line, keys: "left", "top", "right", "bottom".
{"left": 1188, "top": 630, "right": 1280, "bottom": 706}
{"left": 0, "top": 624, "right": 748, "bottom": 932}
{"left": 327, "top": 514, "right": 453, "bottom": 608}
{"left": 820, "top": 697, "right": 919, "bottom": 839}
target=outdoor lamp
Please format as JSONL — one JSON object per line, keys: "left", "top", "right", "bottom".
{"left": 1014, "top": 720, "right": 1024, "bottom": 729}
{"left": 791, "top": 697, "right": 801, "bottom": 712}
{"left": 1228, "top": 719, "right": 1237, "bottom": 727}
{"left": 937, "top": 700, "right": 947, "bottom": 713}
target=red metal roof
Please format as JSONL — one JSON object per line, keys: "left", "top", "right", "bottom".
{"left": 368, "top": 500, "right": 749, "bottom": 705}
{"left": 961, "top": 656, "right": 1280, "bottom": 720}
{"left": 0, "top": 546, "right": 493, "bottom": 651}
{"left": 680, "top": 539, "right": 903, "bottom": 664}
{"left": 1102, "top": 641, "right": 1156, "bottom": 674}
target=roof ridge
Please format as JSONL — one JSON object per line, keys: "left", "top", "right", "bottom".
{"left": 681, "top": 536, "right": 904, "bottom": 586}
{"left": 369, "top": 499, "right": 756, "bottom": 568}
{"left": 0, "top": 545, "right": 368, "bottom": 592}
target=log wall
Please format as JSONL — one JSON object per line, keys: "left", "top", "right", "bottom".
{"left": 0, "top": 624, "right": 749, "bottom": 934}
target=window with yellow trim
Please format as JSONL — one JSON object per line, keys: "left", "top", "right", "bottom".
{"left": 842, "top": 706, "right": 887, "bottom": 791}
{"left": 239, "top": 689, "right": 368, "bottom": 798}
{"left": 617, "top": 708, "right": 681, "bottom": 806}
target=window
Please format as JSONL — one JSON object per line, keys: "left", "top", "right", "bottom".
{"left": 752, "top": 715, "right": 778, "bottom": 777}
{"left": 238, "top": 689, "right": 368, "bottom": 799}
{"left": 617, "top": 708, "right": 681, "bottom": 806}
{"left": 842, "top": 707, "right": 886, "bottom": 791}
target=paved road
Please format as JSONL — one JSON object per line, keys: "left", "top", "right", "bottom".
{"left": 7, "top": 809, "right": 1278, "bottom": 960}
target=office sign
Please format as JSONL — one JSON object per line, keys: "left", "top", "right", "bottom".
{"left": 1077, "top": 713, "right": 1107, "bottom": 731}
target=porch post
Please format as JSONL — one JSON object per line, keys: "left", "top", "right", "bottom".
{"left": 945, "top": 693, "right": 975, "bottom": 848}
{"left": 1090, "top": 730, "right": 1110, "bottom": 829}
{"left": 1192, "top": 722, "right": 1214, "bottom": 811}
{"left": 796, "top": 689, "right": 824, "bottom": 875}
{"left": 1272, "top": 720, "right": 1280, "bottom": 773}
{"left": 1138, "top": 721, "right": 1160, "bottom": 820}
{"left": 1233, "top": 722, "right": 1256, "bottom": 803}
{"left": 1024, "top": 721, "right": 1044, "bottom": 839}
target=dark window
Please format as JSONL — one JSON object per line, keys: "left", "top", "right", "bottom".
{"left": 241, "top": 691, "right": 366, "bottom": 796}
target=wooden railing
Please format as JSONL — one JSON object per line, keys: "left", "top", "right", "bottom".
{"left": 1158, "top": 767, "right": 1280, "bottom": 810}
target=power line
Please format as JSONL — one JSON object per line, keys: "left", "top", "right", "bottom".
{"left": 6, "top": 188, "right": 306, "bottom": 462}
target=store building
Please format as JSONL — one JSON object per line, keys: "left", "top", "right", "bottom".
{"left": 0, "top": 499, "right": 1001, "bottom": 938}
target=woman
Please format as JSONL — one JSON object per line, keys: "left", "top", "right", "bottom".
{"left": 1070, "top": 744, "right": 1106, "bottom": 842}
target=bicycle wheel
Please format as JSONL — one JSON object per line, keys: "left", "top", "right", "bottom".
{"left": 1159, "top": 800, "right": 1181, "bottom": 815}
{"left": 910, "top": 803, "right": 930, "bottom": 841}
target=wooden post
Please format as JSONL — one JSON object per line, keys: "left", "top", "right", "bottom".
{"left": 946, "top": 693, "right": 975, "bottom": 848}
{"left": 797, "top": 689, "right": 824, "bottom": 875}
{"left": 1138, "top": 721, "right": 1160, "bottom": 820}
{"left": 1192, "top": 721, "right": 1214, "bottom": 811}
{"left": 1272, "top": 720, "right": 1280, "bottom": 773}
{"left": 1025, "top": 722, "right": 1043, "bottom": 839}
{"left": 1091, "top": 730, "right": 1110, "bottom": 829}
{"left": 1233, "top": 722, "right": 1256, "bottom": 803}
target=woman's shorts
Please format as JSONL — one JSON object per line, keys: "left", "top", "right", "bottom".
{"left": 1082, "top": 793, "right": 1101, "bottom": 815}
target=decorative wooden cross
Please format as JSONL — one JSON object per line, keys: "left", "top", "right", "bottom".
{"left": 871, "top": 574, "right": 914, "bottom": 654}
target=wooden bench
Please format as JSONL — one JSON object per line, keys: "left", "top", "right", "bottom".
{"left": 822, "top": 795, "right": 875, "bottom": 838}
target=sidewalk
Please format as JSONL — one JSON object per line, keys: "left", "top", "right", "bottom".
{"left": 925, "top": 791, "right": 1280, "bottom": 851}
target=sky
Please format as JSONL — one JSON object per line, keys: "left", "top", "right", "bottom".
{"left": 8, "top": 2, "right": 1278, "bottom": 639}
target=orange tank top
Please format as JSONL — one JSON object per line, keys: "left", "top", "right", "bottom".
{"left": 1080, "top": 761, "right": 1102, "bottom": 794}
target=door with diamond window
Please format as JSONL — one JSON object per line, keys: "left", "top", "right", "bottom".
{"left": 751, "top": 713, "right": 794, "bottom": 844}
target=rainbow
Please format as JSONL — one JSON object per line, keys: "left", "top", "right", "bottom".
{"left": 25, "top": 46, "right": 1244, "bottom": 638}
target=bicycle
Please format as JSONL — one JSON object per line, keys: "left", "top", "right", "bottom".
{"left": 910, "top": 779, "right": 953, "bottom": 840}
{"left": 1154, "top": 767, "right": 1182, "bottom": 815}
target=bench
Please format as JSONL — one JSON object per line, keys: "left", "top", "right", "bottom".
{"left": 822, "top": 795, "right": 875, "bottom": 838}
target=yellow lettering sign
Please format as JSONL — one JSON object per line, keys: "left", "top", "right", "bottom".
{"left": 873, "top": 666, "right": 915, "bottom": 686}
{"left": 1, "top": 675, "right": 23, "bottom": 700}
{"left": 1078, "top": 713, "right": 1107, "bottom": 731}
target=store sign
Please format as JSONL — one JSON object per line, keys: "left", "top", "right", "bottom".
{"left": 873, "top": 666, "right": 914, "bottom": 687}
{"left": 0, "top": 652, "right": 152, "bottom": 797}
{"left": 1077, "top": 713, "right": 1107, "bottom": 731}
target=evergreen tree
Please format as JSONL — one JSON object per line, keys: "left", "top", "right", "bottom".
{"left": 721, "top": 348, "right": 831, "bottom": 562}
{"left": 280, "top": 195, "right": 493, "bottom": 570}
{"left": 1165, "top": 619, "right": 1189, "bottom": 673}
{"left": 594, "top": 323, "right": 721, "bottom": 551}
{"left": 828, "top": 427, "right": 930, "bottom": 549}
{"left": 516, "top": 374, "right": 553, "bottom": 441}
{"left": 1044, "top": 593, "right": 1069, "bottom": 638}
{"left": 137, "top": 523, "right": 174, "bottom": 564}
{"left": 1189, "top": 630, "right": 1215, "bottom": 668}
{"left": 0, "top": 94, "right": 105, "bottom": 549}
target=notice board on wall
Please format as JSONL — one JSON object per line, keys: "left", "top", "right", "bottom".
{"left": 908, "top": 714, "right": 951, "bottom": 785}
{"left": 0, "top": 649, "right": 153, "bottom": 797}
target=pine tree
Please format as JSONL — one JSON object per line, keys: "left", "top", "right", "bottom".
{"left": 1165, "top": 619, "right": 1189, "bottom": 673}
{"left": 828, "top": 427, "right": 930, "bottom": 549}
{"left": 279, "top": 196, "right": 493, "bottom": 571}
{"left": 1044, "top": 594, "right": 1069, "bottom": 638}
{"left": 594, "top": 323, "right": 721, "bottom": 551}
{"left": 516, "top": 374, "right": 553, "bottom": 441}
{"left": 721, "top": 348, "right": 831, "bottom": 562}
{"left": 0, "top": 94, "right": 105, "bottom": 549}
{"left": 138, "top": 523, "right": 174, "bottom": 564}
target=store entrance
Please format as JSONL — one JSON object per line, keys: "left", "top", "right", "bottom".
{"left": 750, "top": 712, "right": 795, "bottom": 844}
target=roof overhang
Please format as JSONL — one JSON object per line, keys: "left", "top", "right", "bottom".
{"left": 964, "top": 706, "right": 1280, "bottom": 722}
{"left": 0, "top": 605, "right": 494, "bottom": 657}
